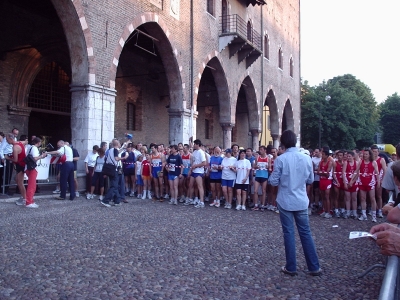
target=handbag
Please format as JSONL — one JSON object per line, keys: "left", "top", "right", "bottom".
{"left": 50, "top": 147, "right": 67, "bottom": 164}
{"left": 24, "top": 147, "right": 37, "bottom": 170}
{"left": 102, "top": 155, "right": 116, "bottom": 177}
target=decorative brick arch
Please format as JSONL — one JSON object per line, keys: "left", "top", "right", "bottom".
{"left": 264, "top": 88, "right": 279, "bottom": 136}
{"left": 282, "top": 98, "right": 295, "bottom": 133}
{"left": 109, "top": 13, "right": 183, "bottom": 110}
{"left": 194, "top": 51, "right": 231, "bottom": 123}
{"left": 51, "top": 0, "right": 91, "bottom": 84}
{"left": 234, "top": 75, "right": 260, "bottom": 130}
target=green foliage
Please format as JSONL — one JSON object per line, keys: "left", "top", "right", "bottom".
{"left": 301, "top": 74, "right": 378, "bottom": 149}
{"left": 379, "top": 93, "right": 400, "bottom": 145}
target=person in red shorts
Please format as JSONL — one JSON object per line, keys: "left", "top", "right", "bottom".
{"left": 317, "top": 147, "right": 333, "bottom": 218}
{"left": 141, "top": 153, "right": 152, "bottom": 199}
{"left": 355, "top": 149, "right": 380, "bottom": 222}
{"left": 332, "top": 150, "right": 345, "bottom": 217}
{"left": 342, "top": 151, "right": 359, "bottom": 218}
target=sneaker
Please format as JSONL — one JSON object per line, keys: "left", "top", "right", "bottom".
{"left": 164, "top": 194, "right": 170, "bottom": 199}
{"left": 334, "top": 211, "right": 341, "bottom": 218}
{"left": 241, "top": 205, "right": 246, "bottom": 211}
{"left": 86, "top": 194, "right": 93, "bottom": 200}
{"left": 136, "top": 194, "right": 142, "bottom": 199}
{"left": 184, "top": 198, "right": 193, "bottom": 206}
{"left": 100, "top": 200, "right": 111, "bottom": 207}
{"left": 141, "top": 193, "right": 146, "bottom": 200}
{"left": 215, "top": 200, "right": 220, "bottom": 208}
{"left": 114, "top": 203, "right": 121, "bottom": 206}
{"left": 26, "top": 203, "right": 39, "bottom": 208}
{"left": 358, "top": 215, "right": 367, "bottom": 221}
{"left": 54, "top": 196, "right": 65, "bottom": 200}
{"left": 147, "top": 191, "right": 152, "bottom": 199}
{"left": 99, "top": 195, "right": 104, "bottom": 201}
{"left": 169, "top": 199, "right": 174, "bottom": 205}
{"left": 377, "top": 211, "right": 383, "bottom": 218}
{"left": 53, "top": 189, "right": 61, "bottom": 194}
{"left": 130, "top": 192, "right": 135, "bottom": 197}
{"left": 226, "top": 203, "right": 232, "bottom": 209}
{"left": 319, "top": 211, "right": 326, "bottom": 217}
{"left": 372, "top": 216, "right": 377, "bottom": 223}
{"left": 343, "top": 213, "right": 349, "bottom": 219}
{"left": 304, "top": 269, "right": 322, "bottom": 276}
{"left": 193, "top": 197, "right": 199, "bottom": 205}
{"left": 15, "top": 198, "right": 26, "bottom": 206}
{"left": 324, "top": 213, "right": 332, "bottom": 219}
{"left": 75, "top": 192, "right": 80, "bottom": 198}
{"left": 179, "top": 196, "right": 185, "bottom": 203}
{"left": 194, "top": 202, "right": 205, "bottom": 208}
{"left": 236, "top": 205, "right": 241, "bottom": 211}
{"left": 209, "top": 201, "right": 217, "bottom": 207}
{"left": 174, "top": 198, "right": 178, "bottom": 205}
{"left": 204, "top": 196, "right": 209, "bottom": 202}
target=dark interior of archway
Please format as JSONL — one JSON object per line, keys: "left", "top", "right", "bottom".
{"left": 236, "top": 86, "right": 249, "bottom": 114}
{"left": 1, "top": 0, "right": 71, "bottom": 144}
{"left": 282, "top": 110, "right": 288, "bottom": 132}
{"left": 197, "top": 66, "right": 218, "bottom": 107}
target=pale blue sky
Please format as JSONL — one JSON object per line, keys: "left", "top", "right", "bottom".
{"left": 300, "top": 0, "right": 400, "bottom": 103}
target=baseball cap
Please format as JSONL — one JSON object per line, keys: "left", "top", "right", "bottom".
{"left": 225, "top": 148, "right": 232, "bottom": 154}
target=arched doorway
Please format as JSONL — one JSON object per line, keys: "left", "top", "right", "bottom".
{"left": 196, "top": 57, "right": 230, "bottom": 147}
{"left": 263, "top": 89, "right": 279, "bottom": 147}
{"left": 115, "top": 22, "right": 183, "bottom": 145}
{"left": 282, "top": 99, "right": 294, "bottom": 133}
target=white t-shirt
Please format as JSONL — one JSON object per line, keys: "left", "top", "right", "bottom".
{"left": 312, "top": 156, "right": 321, "bottom": 181}
{"left": 136, "top": 161, "right": 142, "bottom": 175}
{"left": 192, "top": 149, "right": 206, "bottom": 174}
{"left": 58, "top": 146, "right": 74, "bottom": 162}
{"left": 221, "top": 157, "right": 237, "bottom": 180}
{"left": 25, "top": 145, "right": 40, "bottom": 170}
{"left": 235, "top": 159, "right": 251, "bottom": 184}
{"left": 84, "top": 151, "right": 98, "bottom": 167}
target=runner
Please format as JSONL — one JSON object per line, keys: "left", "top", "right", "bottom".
{"left": 221, "top": 148, "right": 236, "bottom": 209}
{"left": 252, "top": 146, "right": 271, "bottom": 211}
{"left": 166, "top": 145, "right": 183, "bottom": 205}
{"left": 150, "top": 144, "right": 165, "bottom": 201}
{"left": 332, "top": 150, "right": 345, "bottom": 217}
{"left": 209, "top": 147, "right": 223, "bottom": 207}
{"left": 234, "top": 149, "right": 251, "bottom": 210}
{"left": 180, "top": 144, "right": 191, "bottom": 203}
{"left": 342, "top": 151, "right": 359, "bottom": 219}
{"left": 317, "top": 147, "right": 333, "bottom": 218}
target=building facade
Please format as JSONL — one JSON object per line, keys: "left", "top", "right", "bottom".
{"left": 0, "top": 0, "right": 300, "bottom": 173}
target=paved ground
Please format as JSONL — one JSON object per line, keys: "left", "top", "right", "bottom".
{"left": 0, "top": 194, "right": 386, "bottom": 299}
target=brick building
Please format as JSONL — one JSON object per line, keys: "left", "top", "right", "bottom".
{"left": 0, "top": 0, "right": 300, "bottom": 172}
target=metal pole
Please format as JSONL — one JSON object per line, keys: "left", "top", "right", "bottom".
{"left": 379, "top": 255, "right": 398, "bottom": 300}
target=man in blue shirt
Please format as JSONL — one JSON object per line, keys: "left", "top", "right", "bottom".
{"left": 269, "top": 130, "right": 321, "bottom": 276}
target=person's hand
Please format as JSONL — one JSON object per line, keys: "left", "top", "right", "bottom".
{"left": 375, "top": 231, "right": 400, "bottom": 256}
{"left": 370, "top": 223, "right": 400, "bottom": 235}
{"left": 383, "top": 204, "right": 394, "bottom": 215}
{"left": 242, "top": 179, "right": 246, "bottom": 184}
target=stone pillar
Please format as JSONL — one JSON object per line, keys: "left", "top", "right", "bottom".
{"left": 168, "top": 108, "right": 193, "bottom": 144}
{"left": 7, "top": 105, "right": 32, "bottom": 134}
{"left": 250, "top": 129, "right": 261, "bottom": 150}
{"left": 271, "top": 133, "right": 280, "bottom": 149}
{"left": 220, "top": 123, "right": 234, "bottom": 149}
{"left": 70, "top": 84, "right": 116, "bottom": 177}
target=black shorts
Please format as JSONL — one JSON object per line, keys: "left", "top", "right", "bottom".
{"left": 235, "top": 183, "right": 248, "bottom": 191}
{"left": 124, "top": 168, "right": 135, "bottom": 176}
{"left": 313, "top": 181, "right": 320, "bottom": 189}
{"left": 15, "top": 164, "right": 25, "bottom": 174}
{"left": 210, "top": 178, "right": 221, "bottom": 184}
{"left": 255, "top": 177, "right": 268, "bottom": 184}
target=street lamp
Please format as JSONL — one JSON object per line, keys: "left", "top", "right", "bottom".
{"left": 318, "top": 95, "right": 331, "bottom": 149}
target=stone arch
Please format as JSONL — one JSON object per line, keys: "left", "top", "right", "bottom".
{"left": 240, "top": 76, "right": 260, "bottom": 130}
{"left": 109, "top": 13, "right": 183, "bottom": 111}
{"left": 282, "top": 99, "right": 294, "bottom": 133}
{"left": 50, "top": 0, "right": 91, "bottom": 85}
{"left": 264, "top": 88, "right": 279, "bottom": 136}
{"left": 195, "top": 52, "right": 230, "bottom": 123}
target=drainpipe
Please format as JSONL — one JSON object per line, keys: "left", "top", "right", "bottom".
{"left": 189, "top": 0, "right": 194, "bottom": 140}
{"left": 259, "top": 5, "right": 264, "bottom": 146}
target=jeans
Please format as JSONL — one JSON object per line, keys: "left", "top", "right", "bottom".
{"left": 118, "top": 173, "right": 125, "bottom": 201}
{"left": 60, "top": 162, "right": 75, "bottom": 200}
{"left": 278, "top": 203, "right": 320, "bottom": 272}
{"left": 103, "top": 171, "right": 120, "bottom": 204}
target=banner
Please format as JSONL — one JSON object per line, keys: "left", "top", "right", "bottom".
{"left": 24, "top": 155, "right": 51, "bottom": 180}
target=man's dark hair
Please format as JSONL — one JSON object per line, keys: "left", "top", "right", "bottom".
{"left": 371, "top": 144, "right": 379, "bottom": 150}
{"left": 184, "top": 144, "right": 189, "bottom": 148}
{"left": 280, "top": 130, "right": 297, "bottom": 149}
{"left": 391, "top": 161, "right": 400, "bottom": 182}
{"left": 246, "top": 147, "right": 253, "bottom": 152}
{"left": 31, "top": 137, "right": 41, "bottom": 145}
{"left": 93, "top": 145, "right": 99, "bottom": 151}
{"left": 322, "top": 146, "right": 330, "bottom": 156}
{"left": 231, "top": 144, "right": 239, "bottom": 149}
{"left": 259, "top": 145, "right": 267, "bottom": 151}
{"left": 12, "top": 128, "right": 18, "bottom": 132}
{"left": 193, "top": 139, "right": 202, "bottom": 146}
{"left": 19, "top": 135, "right": 28, "bottom": 141}
{"left": 346, "top": 150, "right": 355, "bottom": 157}
{"left": 100, "top": 142, "right": 107, "bottom": 148}
{"left": 170, "top": 145, "right": 178, "bottom": 151}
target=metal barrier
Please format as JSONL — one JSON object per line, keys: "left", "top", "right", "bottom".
{"left": 379, "top": 256, "right": 399, "bottom": 300}
{"left": 1, "top": 160, "right": 59, "bottom": 195}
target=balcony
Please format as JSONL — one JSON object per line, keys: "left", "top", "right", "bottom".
{"left": 219, "top": 14, "right": 262, "bottom": 68}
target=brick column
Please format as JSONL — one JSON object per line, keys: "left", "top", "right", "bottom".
{"left": 271, "top": 133, "right": 280, "bottom": 149}
{"left": 70, "top": 84, "right": 116, "bottom": 176}
{"left": 250, "top": 129, "right": 261, "bottom": 150}
{"left": 168, "top": 108, "right": 193, "bottom": 144}
{"left": 220, "top": 123, "right": 234, "bottom": 150}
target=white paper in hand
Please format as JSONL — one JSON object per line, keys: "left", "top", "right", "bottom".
{"left": 349, "top": 231, "right": 377, "bottom": 240}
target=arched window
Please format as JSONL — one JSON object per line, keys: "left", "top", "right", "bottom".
{"left": 278, "top": 48, "right": 283, "bottom": 69}
{"left": 222, "top": 0, "right": 228, "bottom": 32}
{"left": 289, "top": 57, "right": 294, "bottom": 77}
{"left": 264, "top": 34, "right": 269, "bottom": 59}
{"left": 126, "top": 102, "right": 136, "bottom": 130}
{"left": 207, "top": 0, "right": 214, "bottom": 16}
{"left": 247, "top": 21, "right": 253, "bottom": 43}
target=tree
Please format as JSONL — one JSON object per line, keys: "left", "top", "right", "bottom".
{"left": 379, "top": 93, "right": 400, "bottom": 145}
{"left": 301, "top": 74, "right": 378, "bottom": 149}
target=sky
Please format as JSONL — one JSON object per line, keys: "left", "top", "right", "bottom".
{"left": 300, "top": 0, "right": 400, "bottom": 103}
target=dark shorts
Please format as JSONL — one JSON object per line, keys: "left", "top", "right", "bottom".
{"left": 221, "top": 179, "right": 235, "bottom": 187}
{"left": 15, "top": 164, "right": 25, "bottom": 174}
{"left": 210, "top": 178, "right": 221, "bottom": 184}
{"left": 168, "top": 174, "right": 178, "bottom": 181}
{"left": 191, "top": 173, "right": 204, "bottom": 178}
{"left": 255, "top": 177, "right": 268, "bottom": 184}
{"left": 235, "top": 183, "right": 248, "bottom": 191}
{"left": 313, "top": 181, "right": 320, "bottom": 189}
{"left": 124, "top": 168, "right": 135, "bottom": 176}
{"left": 91, "top": 172, "right": 105, "bottom": 188}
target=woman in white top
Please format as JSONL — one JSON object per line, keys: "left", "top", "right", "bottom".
{"left": 221, "top": 149, "right": 237, "bottom": 209}
{"left": 87, "top": 147, "right": 106, "bottom": 201}
{"left": 84, "top": 145, "right": 99, "bottom": 196}
{"left": 234, "top": 150, "right": 251, "bottom": 211}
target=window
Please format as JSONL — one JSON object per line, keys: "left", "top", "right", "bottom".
{"left": 205, "top": 119, "right": 210, "bottom": 139}
{"left": 207, "top": 0, "right": 214, "bottom": 16}
{"left": 247, "top": 21, "right": 253, "bottom": 43}
{"left": 126, "top": 103, "right": 136, "bottom": 130}
{"left": 28, "top": 62, "right": 71, "bottom": 113}
{"left": 264, "top": 34, "right": 269, "bottom": 59}
{"left": 278, "top": 48, "right": 283, "bottom": 69}
{"left": 289, "top": 57, "right": 294, "bottom": 77}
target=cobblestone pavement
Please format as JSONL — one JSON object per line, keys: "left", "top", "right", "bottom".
{"left": 0, "top": 196, "right": 386, "bottom": 299}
